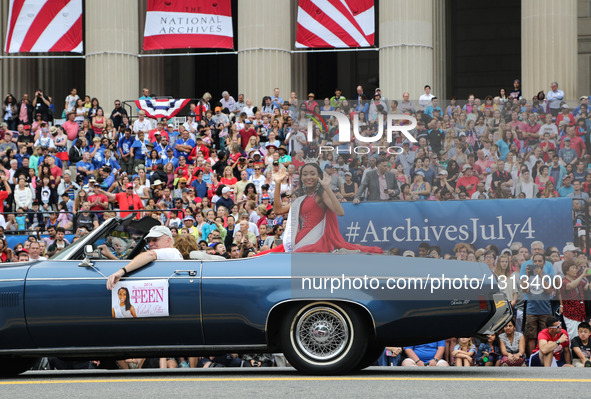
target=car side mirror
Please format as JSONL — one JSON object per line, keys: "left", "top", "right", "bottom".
{"left": 84, "top": 245, "right": 94, "bottom": 257}
{"left": 79, "top": 245, "right": 98, "bottom": 267}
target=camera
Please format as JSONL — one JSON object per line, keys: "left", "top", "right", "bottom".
{"left": 129, "top": 205, "right": 134, "bottom": 210}
{"left": 526, "top": 265, "right": 535, "bottom": 276}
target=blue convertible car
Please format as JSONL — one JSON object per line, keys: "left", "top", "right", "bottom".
{"left": 0, "top": 216, "right": 511, "bottom": 375}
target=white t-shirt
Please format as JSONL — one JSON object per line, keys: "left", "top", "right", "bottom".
{"left": 154, "top": 247, "right": 183, "bottom": 260}
{"left": 133, "top": 119, "right": 152, "bottom": 133}
{"left": 419, "top": 93, "right": 435, "bottom": 109}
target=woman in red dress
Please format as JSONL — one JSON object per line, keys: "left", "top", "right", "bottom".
{"left": 264, "top": 163, "right": 382, "bottom": 254}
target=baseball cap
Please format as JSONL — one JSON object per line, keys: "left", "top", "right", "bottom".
{"left": 564, "top": 137, "right": 571, "bottom": 142}
{"left": 344, "top": 172, "right": 352, "bottom": 177}
{"left": 88, "top": 177, "right": 96, "bottom": 183}
{"left": 462, "top": 164, "right": 473, "bottom": 172}
{"left": 215, "top": 106, "right": 222, "bottom": 112}
{"left": 403, "top": 250, "right": 415, "bottom": 257}
{"left": 562, "top": 104, "right": 569, "bottom": 109}
{"left": 563, "top": 243, "right": 577, "bottom": 253}
{"left": 415, "top": 170, "right": 425, "bottom": 177}
{"left": 126, "top": 183, "right": 133, "bottom": 189}
{"left": 580, "top": 96, "right": 589, "bottom": 100}
{"left": 16, "top": 248, "right": 28, "bottom": 256}
{"left": 144, "top": 225, "right": 173, "bottom": 239}
{"left": 183, "top": 216, "right": 195, "bottom": 223}
{"left": 23, "top": 125, "right": 31, "bottom": 130}
{"left": 179, "top": 177, "right": 187, "bottom": 183}
{"left": 261, "top": 194, "right": 270, "bottom": 200}
{"left": 458, "top": 132, "right": 466, "bottom": 137}
{"left": 168, "top": 123, "right": 174, "bottom": 127}
{"left": 438, "top": 170, "right": 448, "bottom": 176}
{"left": 273, "top": 160, "right": 280, "bottom": 166}
{"left": 221, "top": 187, "right": 232, "bottom": 194}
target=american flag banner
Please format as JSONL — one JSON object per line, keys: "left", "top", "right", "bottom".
{"left": 296, "top": 0, "right": 374, "bottom": 48}
{"left": 135, "top": 99, "right": 192, "bottom": 120}
{"left": 4, "top": 0, "right": 83, "bottom": 53}
{"left": 143, "top": 0, "right": 234, "bottom": 50}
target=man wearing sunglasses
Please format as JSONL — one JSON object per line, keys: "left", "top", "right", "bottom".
{"left": 106, "top": 225, "right": 182, "bottom": 290}
{"left": 529, "top": 316, "right": 573, "bottom": 367}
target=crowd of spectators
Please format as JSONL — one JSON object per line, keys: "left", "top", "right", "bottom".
{"left": 2, "top": 81, "right": 591, "bottom": 369}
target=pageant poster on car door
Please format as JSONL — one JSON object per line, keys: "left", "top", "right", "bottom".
{"left": 111, "top": 280, "right": 169, "bottom": 319}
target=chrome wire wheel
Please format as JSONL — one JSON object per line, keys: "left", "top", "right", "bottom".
{"left": 294, "top": 307, "right": 350, "bottom": 361}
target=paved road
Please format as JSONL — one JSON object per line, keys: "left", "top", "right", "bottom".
{"left": 3, "top": 367, "right": 591, "bottom": 398}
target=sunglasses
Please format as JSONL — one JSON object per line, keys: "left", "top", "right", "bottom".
{"left": 146, "top": 237, "right": 161, "bottom": 243}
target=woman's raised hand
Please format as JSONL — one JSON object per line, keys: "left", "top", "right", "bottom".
{"left": 274, "top": 169, "right": 287, "bottom": 184}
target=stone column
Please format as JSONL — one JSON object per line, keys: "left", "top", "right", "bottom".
{"left": 379, "top": 0, "right": 434, "bottom": 102}
{"left": 85, "top": 0, "right": 139, "bottom": 111}
{"left": 238, "top": 0, "right": 292, "bottom": 105}
{"left": 522, "top": 0, "right": 577, "bottom": 101}
{"left": 432, "top": 0, "right": 447, "bottom": 101}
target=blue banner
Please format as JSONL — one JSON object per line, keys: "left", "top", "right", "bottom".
{"left": 338, "top": 198, "right": 573, "bottom": 254}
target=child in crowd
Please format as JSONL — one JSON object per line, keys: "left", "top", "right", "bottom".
{"left": 452, "top": 337, "right": 476, "bottom": 366}
{"left": 571, "top": 322, "right": 591, "bottom": 367}
{"left": 476, "top": 333, "right": 501, "bottom": 366}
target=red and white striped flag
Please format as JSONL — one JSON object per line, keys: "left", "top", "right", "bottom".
{"left": 4, "top": 0, "right": 83, "bottom": 53}
{"left": 135, "top": 99, "right": 192, "bottom": 120}
{"left": 143, "top": 0, "right": 234, "bottom": 50}
{"left": 296, "top": 0, "right": 374, "bottom": 48}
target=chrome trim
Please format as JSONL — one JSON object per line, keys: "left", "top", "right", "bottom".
{"left": 265, "top": 298, "right": 377, "bottom": 338}
{"left": 0, "top": 344, "right": 268, "bottom": 356}
{"left": 27, "top": 276, "right": 198, "bottom": 281}
{"left": 202, "top": 276, "right": 292, "bottom": 279}
{"left": 0, "top": 279, "right": 25, "bottom": 282}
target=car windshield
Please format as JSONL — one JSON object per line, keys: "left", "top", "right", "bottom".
{"left": 51, "top": 216, "right": 159, "bottom": 261}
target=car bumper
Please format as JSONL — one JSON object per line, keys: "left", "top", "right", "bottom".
{"left": 477, "top": 293, "right": 513, "bottom": 336}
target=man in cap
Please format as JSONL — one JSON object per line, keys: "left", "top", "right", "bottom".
{"left": 278, "top": 145, "right": 291, "bottom": 165}
{"left": 149, "top": 121, "right": 169, "bottom": 143}
{"left": 574, "top": 96, "right": 589, "bottom": 117}
{"left": 554, "top": 244, "right": 578, "bottom": 277}
{"left": 16, "top": 248, "right": 29, "bottom": 262}
{"left": 182, "top": 216, "right": 200, "bottom": 240}
{"left": 96, "top": 182, "right": 143, "bottom": 218}
{"left": 106, "top": 225, "right": 183, "bottom": 290}
{"left": 456, "top": 164, "right": 480, "bottom": 197}
{"left": 216, "top": 186, "right": 235, "bottom": 211}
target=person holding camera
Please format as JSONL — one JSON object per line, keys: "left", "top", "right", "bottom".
{"left": 523, "top": 253, "right": 554, "bottom": 355}
{"left": 559, "top": 259, "right": 591, "bottom": 339}
{"left": 32, "top": 90, "right": 51, "bottom": 122}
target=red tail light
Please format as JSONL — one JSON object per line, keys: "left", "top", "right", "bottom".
{"left": 479, "top": 295, "right": 488, "bottom": 311}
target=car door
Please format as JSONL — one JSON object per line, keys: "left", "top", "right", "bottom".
{"left": 24, "top": 258, "right": 203, "bottom": 348}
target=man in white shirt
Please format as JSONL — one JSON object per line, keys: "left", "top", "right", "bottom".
{"left": 182, "top": 115, "right": 198, "bottom": 134}
{"left": 106, "top": 226, "right": 183, "bottom": 290}
{"left": 220, "top": 91, "right": 237, "bottom": 112}
{"left": 547, "top": 82, "right": 565, "bottom": 117}
{"left": 132, "top": 110, "right": 151, "bottom": 136}
{"left": 418, "top": 85, "right": 435, "bottom": 109}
